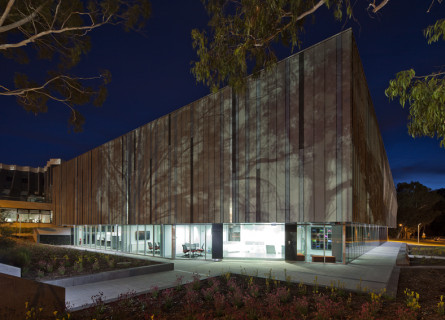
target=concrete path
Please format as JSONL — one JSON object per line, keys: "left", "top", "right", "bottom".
{"left": 65, "top": 241, "right": 403, "bottom": 310}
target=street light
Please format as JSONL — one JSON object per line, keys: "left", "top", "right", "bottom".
{"left": 418, "top": 223, "right": 422, "bottom": 244}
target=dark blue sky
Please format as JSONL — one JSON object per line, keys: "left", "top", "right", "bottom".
{"left": 1, "top": 1, "right": 444, "bottom": 190}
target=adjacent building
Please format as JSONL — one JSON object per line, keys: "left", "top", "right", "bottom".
{"left": 8, "top": 29, "right": 398, "bottom": 263}
{"left": 0, "top": 160, "right": 58, "bottom": 225}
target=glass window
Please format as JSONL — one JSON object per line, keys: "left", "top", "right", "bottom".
{"left": 223, "top": 224, "right": 284, "bottom": 259}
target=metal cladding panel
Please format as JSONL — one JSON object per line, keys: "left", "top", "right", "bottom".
{"left": 98, "top": 144, "right": 109, "bottom": 224}
{"left": 174, "top": 111, "right": 182, "bottom": 222}
{"left": 313, "top": 41, "right": 326, "bottom": 223}
{"left": 237, "top": 89, "right": 246, "bottom": 223}
{"left": 191, "top": 101, "right": 198, "bottom": 223}
{"left": 66, "top": 159, "right": 75, "bottom": 225}
{"left": 276, "top": 61, "right": 287, "bottom": 223}
{"left": 303, "top": 47, "right": 315, "bottom": 222}
{"left": 91, "top": 148, "right": 99, "bottom": 225}
{"left": 213, "top": 93, "right": 222, "bottom": 223}
{"left": 222, "top": 87, "right": 232, "bottom": 223}
{"left": 267, "top": 67, "right": 277, "bottom": 223}
{"left": 180, "top": 106, "right": 192, "bottom": 223}
{"left": 341, "top": 31, "right": 353, "bottom": 223}
{"left": 259, "top": 72, "right": 269, "bottom": 222}
{"left": 171, "top": 114, "right": 178, "bottom": 224}
{"left": 193, "top": 99, "right": 203, "bottom": 223}
{"left": 202, "top": 98, "right": 210, "bottom": 222}
{"left": 324, "top": 37, "right": 337, "bottom": 222}
{"left": 288, "top": 54, "right": 300, "bottom": 223}
{"left": 351, "top": 35, "right": 397, "bottom": 227}
{"left": 246, "top": 79, "right": 257, "bottom": 222}
{"left": 207, "top": 94, "right": 217, "bottom": 223}
{"left": 160, "top": 115, "right": 170, "bottom": 224}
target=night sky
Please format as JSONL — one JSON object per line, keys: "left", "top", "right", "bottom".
{"left": 1, "top": 1, "right": 444, "bottom": 190}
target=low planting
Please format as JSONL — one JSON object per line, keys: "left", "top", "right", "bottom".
{"left": 409, "top": 245, "right": 445, "bottom": 257}
{"left": 63, "top": 272, "right": 443, "bottom": 320}
{"left": 0, "top": 238, "right": 159, "bottom": 280}
{"left": 1, "top": 268, "right": 443, "bottom": 319}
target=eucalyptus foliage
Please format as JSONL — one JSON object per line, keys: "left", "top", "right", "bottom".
{"left": 191, "top": 0, "right": 363, "bottom": 93}
{"left": 385, "top": 18, "right": 445, "bottom": 147}
{"left": 190, "top": 0, "right": 395, "bottom": 93}
{"left": 0, "top": 0, "right": 151, "bottom": 131}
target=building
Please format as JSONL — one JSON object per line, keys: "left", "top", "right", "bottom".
{"left": 23, "top": 29, "right": 397, "bottom": 263}
{"left": 0, "top": 160, "right": 59, "bottom": 226}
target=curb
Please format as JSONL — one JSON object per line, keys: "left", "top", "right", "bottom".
{"left": 42, "top": 262, "right": 174, "bottom": 287}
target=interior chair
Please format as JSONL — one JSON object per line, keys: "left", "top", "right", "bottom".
{"left": 147, "top": 242, "right": 154, "bottom": 253}
{"left": 182, "top": 244, "right": 190, "bottom": 257}
{"left": 154, "top": 242, "right": 161, "bottom": 254}
{"left": 194, "top": 243, "right": 204, "bottom": 256}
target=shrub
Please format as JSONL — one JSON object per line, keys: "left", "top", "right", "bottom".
{"left": 0, "top": 230, "right": 15, "bottom": 248}
{"left": 45, "top": 262, "right": 53, "bottom": 273}
{"left": 290, "top": 296, "right": 309, "bottom": 317}
{"left": 404, "top": 289, "right": 421, "bottom": 311}
{"left": 394, "top": 306, "right": 417, "bottom": 320}
{"left": 201, "top": 286, "right": 214, "bottom": 302}
{"left": 37, "top": 260, "right": 46, "bottom": 269}
{"left": 227, "top": 277, "right": 238, "bottom": 292}
{"left": 57, "top": 265, "right": 66, "bottom": 276}
{"left": 174, "top": 275, "right": 184, "bottom": 291}
{"left": 150, "top": 286, "right": 159, "bottom": 299}
{"left": 248, "top": 283, "right": 260, "bottom": 298}
{"left": 11, "top": 247, "right": 31, "bottom": 269}
{"left": 92, "top": 258, "right": 100, "bottom": 271}
{"left": 161, "top": 288, "right": 174, "bottom": 310}
{"left": 213, "top": 292, "right": 226, "bottom": 317}
{"left": 184, "top": 285, "right": 200, "bottom": 315}
{"left": 314, "top": 294, "right": 344, "bottom": 320}
{"left": 191, "top": 272, "right": 201, "bottom": 290}
{"left": 438, "top": 295, "right": 444, "bottom": 316}
{"left": 229, "top": 285, "right": 244, "bottom": 308}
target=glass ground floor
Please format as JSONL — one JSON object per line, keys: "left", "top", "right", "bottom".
{"left": 73, "top": 223, "right": 387, "bottom": 264}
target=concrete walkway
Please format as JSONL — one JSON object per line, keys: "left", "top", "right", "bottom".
{"left": 65, "top": 241, "right": 403, "bottom": 311}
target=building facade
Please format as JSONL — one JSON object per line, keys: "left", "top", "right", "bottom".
{"left": 50, "top": 30, "right": 397, "bottom": 263}
{"left": 0, "top": 160, "right": 58, "bottom": 224}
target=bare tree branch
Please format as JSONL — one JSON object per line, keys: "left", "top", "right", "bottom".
{"left": 51, "top": 0, "right": 62, "bottom": 29}
{"left": 0, "top": 0, "right": 15, "bottom": 27}
{"left": 0, "top": 1, "right": 46, "bottom": 33}
{"left": 0, "top": 18, "right": 110, "bottom": 50}
{"left": 253, "top": 0, "right": 326, "bottom": 47}
{"left": 369, "top": 0, "right": 389, "bottom": 13}
{"left": 0, "top": 74, "right": 104, "bottom": 96}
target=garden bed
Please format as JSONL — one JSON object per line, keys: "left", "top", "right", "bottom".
{"left": 0, "top": 239, "right": 160, "bottom": 281}
{"left": 62, "top": 270, "right": 444, "bottom": 320}
{"left": 408, "top": 245, "right": 445, "bottom": 257}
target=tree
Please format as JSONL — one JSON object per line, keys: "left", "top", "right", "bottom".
{"left": 385, "top": 17, "right": 445, "bottom": 147}
{"left": 191, "top": 0, "right": 389, "bottom": 92}
{"left": 428, "top": 188, "right": 445, "bottom": 236}
{"left": 396, "top": 181, "right": 442, "bottom": 239}
{"left": 0, "top": 0, "right": 150, "bottom": 131}
{"left": 192, "top": 1, "right": 444, "bottom": 148}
